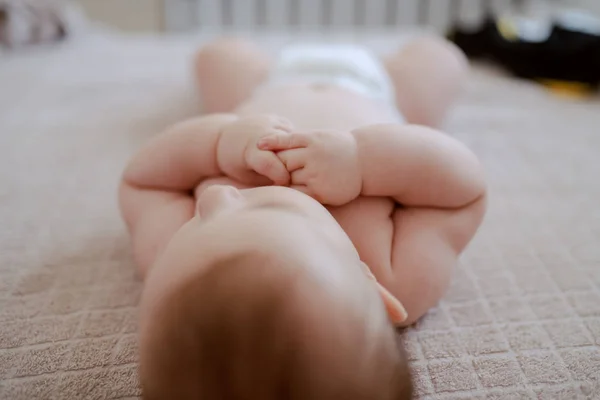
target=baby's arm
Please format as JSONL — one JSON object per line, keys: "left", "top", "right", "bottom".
{"left": 120, "top": 113, "right": 292, "bottom": 278}
{"left": 123, "top": 114, "right": 237, "bottom": 190}
{"left": 119, "top": 114, "right": 237, "bottom": 278}
{"left": 352, "top": 124, "right": 485, "bottom": 209}
{"left": 385, "top": 196, "right": 486, "bottom": 325}
{"left": 352, "top": 123, "right": 487, "bottom": 325}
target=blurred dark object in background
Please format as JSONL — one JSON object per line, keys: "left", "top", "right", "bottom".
{"left": 0, "top": 0, "right": 84, "bottom": 49}
{"left": 448, "top": 9, "right": 600, "bottom": 97}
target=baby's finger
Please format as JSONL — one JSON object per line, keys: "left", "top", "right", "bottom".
{"left": 277, "top": 149, "right": 306, "bottom": 172}
{"left": 290, "top": 168, "right": 311, "bottom": 186}
{"left": 249, "top": 151, "right": 290, "bottom": 186}
{"left": 257, "top": 133, "right": 311, "bottom": 151}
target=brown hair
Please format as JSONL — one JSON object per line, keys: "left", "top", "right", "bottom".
{"left": 140, "top": 252, "right": 413, "bottom": 399}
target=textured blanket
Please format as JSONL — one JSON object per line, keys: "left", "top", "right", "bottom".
{"left": 0, "top": 30, "right": 599, "bottom": 399}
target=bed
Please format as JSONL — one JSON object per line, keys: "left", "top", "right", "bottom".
{"left": 1, "top": 18, "right": 600, "bottom": 400}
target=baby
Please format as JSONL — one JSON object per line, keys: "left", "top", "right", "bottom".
{"left": 119, "top": 36, "right": 486, "bottom": 399}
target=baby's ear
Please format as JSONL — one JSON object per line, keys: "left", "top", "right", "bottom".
{"left": 360, "top": 261, "right": 408, "bottom": 325}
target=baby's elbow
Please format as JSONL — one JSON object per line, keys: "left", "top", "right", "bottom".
{"left": 465, "top": 169, "right": 487, "bottom": 207}
{"left": 471, "top": 155, "right": 488, "bottom": 196}
{"left": 118, "top": 180, "right": 143, "bottom": 235}
{"left": 455, "top": 153, "right": 488, "bottom": 209}
{"left": 121, "top": 151, "right": 150, "bottom": 188}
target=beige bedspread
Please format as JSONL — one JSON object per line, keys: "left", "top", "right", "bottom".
{"left": 1, "top": 30, "right": 599, "bottom": 399}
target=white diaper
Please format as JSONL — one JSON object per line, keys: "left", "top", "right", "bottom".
{"left": 264, "top": 43, "right": 402, "bottom": 120}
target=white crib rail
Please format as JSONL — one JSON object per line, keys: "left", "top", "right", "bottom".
{"left": 164, "top": 0, "right": 519, "bottom": 33}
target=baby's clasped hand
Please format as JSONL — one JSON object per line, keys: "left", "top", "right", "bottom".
{"left": 217, "top": 114, "right": 293, "bottom": 186}
{"left": 258, "top": 129, "right": 362, "bottom": 206}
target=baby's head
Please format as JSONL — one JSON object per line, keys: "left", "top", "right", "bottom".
{"left": 138, "top": 185, "right": 413, "bottom": 399}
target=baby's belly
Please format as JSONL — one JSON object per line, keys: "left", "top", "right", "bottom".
{"left": 327, "top": 196, "right": 396, "bottom": 278}
{"left": 236, "top": 84, "right": 398, "bottom": 132}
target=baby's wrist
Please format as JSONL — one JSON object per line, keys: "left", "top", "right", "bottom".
{"left": 216, "top": 121, "right": 260, "bottom": 184}
{"left": 215, "top": 123, "right": 244, "bottom": 179}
